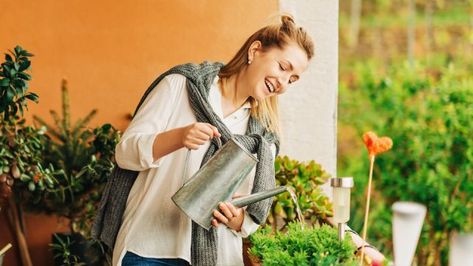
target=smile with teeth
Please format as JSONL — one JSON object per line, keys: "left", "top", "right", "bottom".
{"left": 265, "top": 79, "right": 275, "bottom": 93}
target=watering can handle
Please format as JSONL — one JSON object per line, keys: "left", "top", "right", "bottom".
{"left": 181, "top": 136, "right": 223, "bottom": 184}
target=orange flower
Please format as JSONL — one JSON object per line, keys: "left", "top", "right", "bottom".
{"left": 363, "top": 131, "right": 393, "bottom": 156}
{"left": 33, "top": 174, "right": 41, "bottom": 183}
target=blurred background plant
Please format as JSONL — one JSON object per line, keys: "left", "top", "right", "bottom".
{"left": 338, "top": 0, "right": 472, "bottom": 265}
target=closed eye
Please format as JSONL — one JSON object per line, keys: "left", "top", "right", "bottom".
{"left": 279, "top": 63, "right": 286, "bottom": 71}
{"left": 289, "top": 76, "right": 299, "bottom": 84}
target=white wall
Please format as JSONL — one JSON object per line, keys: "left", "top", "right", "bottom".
{"left": 278, "top": 0, "right": 339, "bottom": 197}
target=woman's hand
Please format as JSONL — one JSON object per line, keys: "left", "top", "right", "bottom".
{"left": 212, "top": 202, "right": 244, "bottom": 232}
{"left": 182, "top": 123, "right": 221, "bottom": 150}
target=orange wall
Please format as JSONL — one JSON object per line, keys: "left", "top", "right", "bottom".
{"left": 0, "top": 0, "right": 278, "bottom": 265}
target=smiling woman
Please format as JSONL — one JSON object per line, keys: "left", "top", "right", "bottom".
{"left": 219, "top": 16, "right": 314, "bottom": 136}
{"left": 92, "top": 14, "right": 314, "bottom": 266}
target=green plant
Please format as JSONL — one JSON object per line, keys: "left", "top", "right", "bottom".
{"left": 249, "top": 223, "right": 357, "bottom": 266}
{"left": 268, "top": 156, "right": 333, "bottom": 230}
{"left": 339, "top": 61, "right": 473, "bottom": 265}
{"left": 0, "top": 46, "right": 38, "bottom": 120}
{"left": 50, "top": 233, "right": 84, "bottom": 266}
{"left": 23, "top": 79, "right": 121, "bottom": 237}
{"left": 0, "top": 46, "right": 55, "bottom": 207}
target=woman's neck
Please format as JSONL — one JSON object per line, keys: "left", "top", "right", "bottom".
{"left": 219, "top": 73, "right": 249, "bottom": 118}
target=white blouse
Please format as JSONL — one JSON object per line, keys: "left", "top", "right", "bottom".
{"left": 112, "top": 73, "right": 265, "bottom": 266}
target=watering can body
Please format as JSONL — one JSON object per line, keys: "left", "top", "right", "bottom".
{"left": 171, "top": 138, "right": 286, "bottom": 230}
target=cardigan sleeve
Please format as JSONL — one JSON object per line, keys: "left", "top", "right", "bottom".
{"left": 115, "top": 74, "right": 187, "bottom": 171}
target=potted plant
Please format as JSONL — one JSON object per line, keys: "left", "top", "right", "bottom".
{"left": 249, "top": 222, "right": 357, "bottom": 265}
{"left": 243, "top": 156, "right": 335, "bottom": 265}
{"left": 19, "top": 80, "right": 120, "bottom": 265}
{"left": 0, "top": 45, "right": 58, "bottom": 266}
{"left": 268, "top": 156, "right": 333, "bottom": 230}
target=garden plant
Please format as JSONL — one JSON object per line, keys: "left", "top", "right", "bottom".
{"left": 0, "top": 46, "right": 55, "bottom": 208}
{"left": 268, "top": 155, "right": 333, "bottom": 230}
{"left": 0, "top": 45, "right": 56, "bottom": 266}
{"left": 29, "top": 80, "right": 120, "bottom": 265}
{"left": 249, "top": 223, "right": 357, "bottom": 266}
{"left": 339, "top": 62, "right": 473, "bottom": 265}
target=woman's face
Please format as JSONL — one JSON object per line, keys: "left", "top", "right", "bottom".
{"left": 244, "top": 41, "right": 309, "bottom": 101}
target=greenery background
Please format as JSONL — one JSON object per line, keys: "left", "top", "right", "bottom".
{"left": 338, "top": 0, "right": 472, "bottom": 265}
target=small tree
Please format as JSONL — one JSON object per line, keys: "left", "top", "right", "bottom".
{"left": 0, "top": 45, "right": 55, "bottom": 266}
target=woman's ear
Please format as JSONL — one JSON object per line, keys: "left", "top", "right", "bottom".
{"left": 247, "top": 41, "right": 262, "bottom": 63}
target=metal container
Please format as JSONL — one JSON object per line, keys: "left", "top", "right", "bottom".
{"left": 172, "top": 138, "right": 259, "bottom": 230}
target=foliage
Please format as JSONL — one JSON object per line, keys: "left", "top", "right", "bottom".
{"left": 338, "top": 61, "right": 473, "bottom": 265}
{"left": 50, "top": 234, "right": 84, "bottom": 266}
{"left": 249, "top": 223, "right": 357, "bottom": 266}
{"left": 0, "top": 46, "right": 38, "bottom": 120}
{"left": 0, "top": 46, "right": 55, "bottom": 207}
{"left": 20, "top": 80, "right": 121, "bottom": 237}
{"left": 267, "top": 156, "right": 333, "bottom": 230}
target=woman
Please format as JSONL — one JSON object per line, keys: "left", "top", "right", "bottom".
{"left": 93, "top": 15, "right": 314, "bottom": 266}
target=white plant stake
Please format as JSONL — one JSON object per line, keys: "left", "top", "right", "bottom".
{"left": 392, "top": 202, "right": 426, "bottom": 266}
{"left": 449, "top": 232, "right": 473, "bottom": 266}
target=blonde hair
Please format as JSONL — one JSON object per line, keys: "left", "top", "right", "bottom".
{"left": 219, "top": 15, "right": 314, "bottom": 136}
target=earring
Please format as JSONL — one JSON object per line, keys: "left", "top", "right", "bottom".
{"left": 248, "top": 59, "right": 252, "bottom": 65}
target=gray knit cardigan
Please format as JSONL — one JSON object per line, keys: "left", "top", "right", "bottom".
{"left": 92, "top": 62, "right": 279, "bottom": 265}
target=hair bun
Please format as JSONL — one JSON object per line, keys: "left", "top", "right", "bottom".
{"left": 281, "top": 14, "right": 295, "bottom": 26}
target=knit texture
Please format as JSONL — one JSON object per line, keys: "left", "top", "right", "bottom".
{"left": 92, "top": 62, "right": 279, "bottom": 265}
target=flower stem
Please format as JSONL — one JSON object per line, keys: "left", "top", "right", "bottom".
{"left": 360, "top": 155, "right": 375, "bottom": 265}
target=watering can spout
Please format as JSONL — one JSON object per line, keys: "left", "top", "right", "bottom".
{"left": 230, "top": 186, "right": 287, "bottom": 208}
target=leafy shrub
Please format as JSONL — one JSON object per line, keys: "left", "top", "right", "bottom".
{"left": 338, "top": 61, "right": 473, "bottom": 265}
{"left": 250, "top": 223, "right": 357, "bottom": 266}
{"left": 268, "top": 156, "right": 333, "bottom": 230}
{"left": 0, "top": 46, "right": 55, "bottom": 206}
{"left": 22, "top": 80, "right": 120, "bottom": 237}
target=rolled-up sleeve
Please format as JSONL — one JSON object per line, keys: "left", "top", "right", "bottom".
{"left": 231, "top": 212, "right": 260, "bottom": 238}
{"left": 115, "top": 74, "right": 186, "bottom": 171}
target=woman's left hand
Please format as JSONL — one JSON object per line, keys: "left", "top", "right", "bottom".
{"left": 212, "top": 202, "right": 244, "bottom": 232}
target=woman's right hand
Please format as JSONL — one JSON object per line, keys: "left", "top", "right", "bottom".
{"left": 182, "top": 123, "right": 221, "bottom": 150}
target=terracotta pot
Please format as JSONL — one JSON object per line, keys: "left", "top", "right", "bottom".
{"left": 242, "top": 239, "right": 261, "bottom": 266}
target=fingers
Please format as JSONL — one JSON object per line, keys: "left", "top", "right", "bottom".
{"left": 213, "top": 209, "right": 229, "bottom": 224}
{"left": 219, "top": 202, "right": 234, "bottom": 219}
{"left": 210, "top": 125, "right": 221, "bottom": 137}
{"left": 211, "top": 218, "right": 220, "bottom": 228}
{"left": 183, "top": 123, "right": 221, "bottom": 150}
{"left": 212, "top": 202, "right": 243, "bottom": 229}
{"left": 197, "top": 124, "right": 214, "bottom": 138}
{"left": 225, "top": 202, "right": 240, "bottom": 218}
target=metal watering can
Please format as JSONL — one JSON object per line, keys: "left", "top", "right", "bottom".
{"left": 172, "top": 138, "right": 287, "bottom": 230}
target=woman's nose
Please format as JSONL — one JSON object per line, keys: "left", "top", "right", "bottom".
{"left": 277, "top": 75, "right": 291, "bottom": 91}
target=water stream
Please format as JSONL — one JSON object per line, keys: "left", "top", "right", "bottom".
{"left": 286, "top": 187, "right": 305, "bottom": 225}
